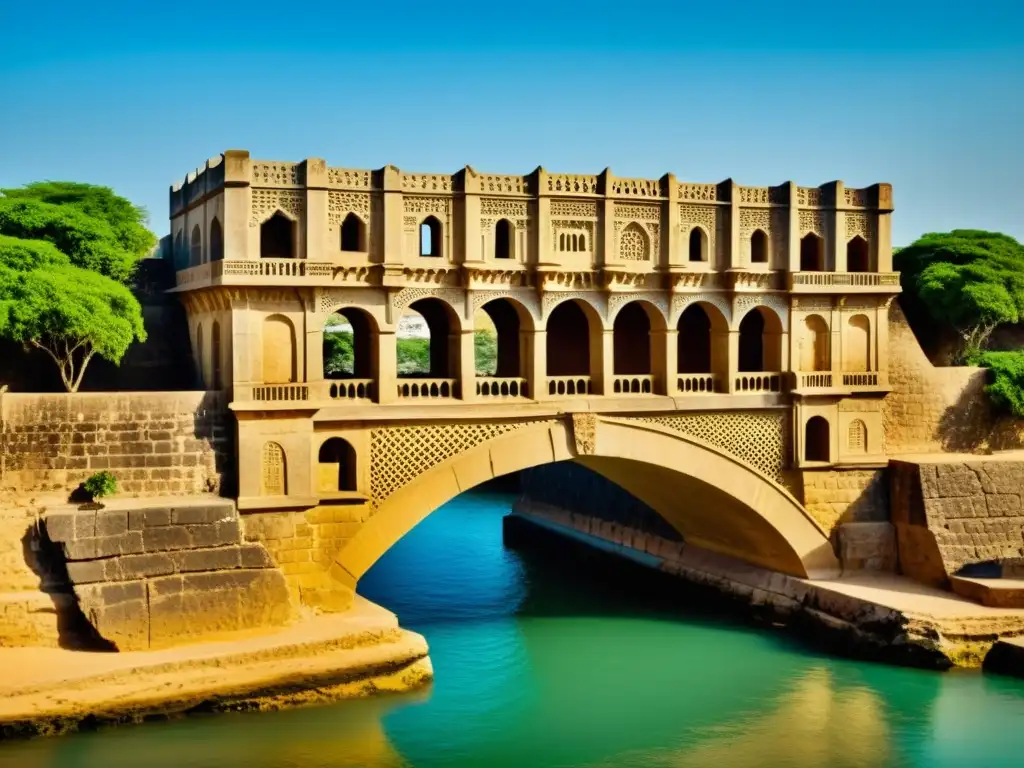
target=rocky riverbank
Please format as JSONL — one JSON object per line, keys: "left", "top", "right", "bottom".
{"left": 504, "top": 502, "right": 1024, "bottom": 671}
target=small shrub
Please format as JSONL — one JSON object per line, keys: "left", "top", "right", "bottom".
{"left": 976, "top": 350, "right": 1024, "bottom": 418}
{"left": 83, "top": 471, "right": 118, "bottom": 500}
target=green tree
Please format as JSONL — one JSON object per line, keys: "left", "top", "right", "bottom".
{"left": 976, "top": 351, "right": 1024, "bottom": 418}
{"left": 323, "top": 330, "right": 355, "bottom": 376}
{"left": 0, "top": 234, "right": 147, "bottom": 392}
{"left": 397, "top": 337, "right": 431, "bottom": 375}
{"left": 0, "top": 182, "right": 156, "bottom": 283}
{"left": 896, "top": 230, "right": 1024, "bottom": 361}
{"left": 474, "top": 329, "right": 497, "bottom": 375}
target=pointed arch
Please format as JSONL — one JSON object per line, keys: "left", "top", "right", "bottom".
{"left": 847, "top": 236, "right": 870, "bottom": 272}
{"left": 619, "top": 222, "right": 650, "bottom": 261}
{"left": 190, "top": 224, "right": 202, "bottom": 266}
{"left": 209, "top": 217, "right": 224, "bottom": 262}
{"left": 261, "top": 212, "right": 296, "bottom": 259}
{"left": 800, "top": 233, "right": 824, "bottom": 271}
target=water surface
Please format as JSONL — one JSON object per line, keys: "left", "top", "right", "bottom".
{"left": 4, "top": 491, "right": 1024, "bottom": 768}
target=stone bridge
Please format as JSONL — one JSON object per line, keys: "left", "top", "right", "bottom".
{"left": 156, "top": 150, "right": 901, "bottom": 610}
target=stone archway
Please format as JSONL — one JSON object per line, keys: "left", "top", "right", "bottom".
{"left": 331, "top": 416, "right": 838, "bottom": 596}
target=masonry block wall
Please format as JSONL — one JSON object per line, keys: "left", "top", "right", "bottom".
{"left": 0, "top": 391, "right": 234, "bottom": 505}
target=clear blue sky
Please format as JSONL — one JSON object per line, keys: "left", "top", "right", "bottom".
{"left": 1, "top": 1, "right": 1021, "bottom": 245}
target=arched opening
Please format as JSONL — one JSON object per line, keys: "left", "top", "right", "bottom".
{"left": 799, "top": 233, "right": 824, "bottom": 272}
{"left": 341, "top": 213, "right": 366, "bottom": 252}
{"left": 318, "top": 437, "right": 357, "bottom": 493}
{"left": 619, "top": 223, "right": 649, "bottom": 261}
{"left": 677, "top": 302, "right": 730, "bottom": 379}
{"left": 546, "top": 300, "right": 596, "bottom": 385}
{"left": 847, "top": 236, "right": 870, "bottom": 272}
{"left": 750, "top": 229, "right": 769, "bottom": 264}
{"left": 196, "top": 322, "right": 206, "bottom": 387}
{"left": 844, "top": 315, "right": 871, "bottom": 372}
{"left": 211, "top": 321, "right": 222, "bottom": 389}
{"left": 847, "top": 419, "right": 867, "bottom": 454}
{"left": 476, "top": 298, "right": 529, "bottom": 382}
{"left": 210, "top": 217, "right": 224, "bottom": 262}
{"left": 613, "top": 302, "right": 652, "bottom": 376}
{"left": 261, "top": 212, "right": 296, "bottom": 259}
{"left": 263, "top": 315, "right": 297, "bottom": 383}
{"left": 688, "top": 227, "right": 707, "bottom": 262}
{"left": 738, "top": 307, "right": 783, "bottom": 373}
{"left": 398, "top": 298, "right": 459, "bottom": 382}
{"left": 323, "top": 307, "right": 377, "bottom": 395}
{"left": 495, "top": 219, "right": 514, "bottom": 260}
{"left": 799, "top": 315, "right": 831, "bottom": 372}
{"left": 190, "top": 224, "right": 202, "bottom": 267}
{"left": 260, "top": 441, "right": 287, "bottom": 496}
{"left": 420, "top": 216, "right": 442, "bottom": 258}
{"left": 804, "top": 416, "right": 830, "bottom": 463}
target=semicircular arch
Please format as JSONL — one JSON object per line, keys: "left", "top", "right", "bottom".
{"left": 333, "top": 418, "right": 837, "bottom": 590}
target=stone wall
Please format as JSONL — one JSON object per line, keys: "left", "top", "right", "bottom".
{"left": 799, "top": 468, "right": 889, "bottom": 532}
{"left": 0, "top": 391, "right": 233, "bottom": 505}
{"left": 890, "top": 459, "right": 1024, "bottom": 586}
{"left": 41, "top": 498, "right": 293, "bottom": 650}
{"left": 883, "top": 302, "right": 1024, "bottom": 454}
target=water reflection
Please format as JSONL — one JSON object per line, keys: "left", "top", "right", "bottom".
{"left": 5, "top": 491, "right": 1024, "bottom": 768}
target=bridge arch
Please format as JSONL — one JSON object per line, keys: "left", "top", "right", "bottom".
{"left": 333, "top": 417, "right": 839, "bottom": 592}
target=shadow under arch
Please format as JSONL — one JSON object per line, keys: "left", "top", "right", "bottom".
{"left": 334, "top": 418, "right": 838, "bottom": 592}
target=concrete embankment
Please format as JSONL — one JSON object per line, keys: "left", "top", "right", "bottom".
{"left": 0, "top": 597, "right": 432, "bottom": 740}
{"left": 504, "top": 502, "right": 1024, "bottom": 671}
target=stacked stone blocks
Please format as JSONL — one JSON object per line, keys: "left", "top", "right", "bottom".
{"left": 43, "top": 499, "right": 294, "bottom": 650}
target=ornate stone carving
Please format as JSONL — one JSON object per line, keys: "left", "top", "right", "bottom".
{"left": 732, "top": 294, "right": 790, "bottom": 328}
{"left": 571, "top": 413, "right": 597, "bottom": 455}
{"left": 610, "top": 178, "right": 660, "bottom": 197}
{"left": 403, "top": 196, "right": 452, "bottom": 215}
{"left": 402, "top": 174, "right": 452, "bottom": 192}
{"left": 550, "top": 199, "right": 598, "bottom": 218}
{"left": 328, "top": 191, "right": 371, "bottom": 223}
{"left": 318, "top": 288, "right": 379, "bottom": 315}
{"left": 260, "top": 442, "right": 287, "bottom": 496}
{"left": 793, "top": 296, "right": 833, "bottom": 310}
{"left": 546, "top": 175, "right": 598, "bottom": 194}
{"left": 739, "top": 208, "right": 772, "bottom": 236}
{"left": 618, "top": 223, "right": 650, "bottom": 261}
{"left": 846, "top": 212, "right": 870, "bottom": 240}
{"left": 541, "top": 290, "right": 606, "bottom": 320}
{"left": 609, "top": 291, "right": 668, "bottom": 321}
{"left": 613, "top": 202, "right": 660, "bottom": 221}
{"left": 678, "top": 204, "right": 717, "bottom": 231}
{"left": 328, "top": 168, "right": 372, "bottom": 189}
{"left": 738, "top": 187, "right": 770, "bottom": 204}
{"left": 390, "top": 286, "right": 465, "bottom": 321}
{"left": 844, "top": 188, "right": 867, "bottom": 207}
{"left": 480, "top": 198, "right": 529, "bottom": 218}
{"left": 471, "top": 290, "right": 541, "bottom": 320}
{"left": 250, "top": 190, "right": 303, "bottom": 227}
{"left": 798, "top": 210, "right": 824, "bottom": 235}
{"left": 252, "top": 163, "right": 301, "bottom": 187}
{"left": 670, "top": 292, "right": 732, "bottom": 325}
{"left": 552, "top": 220, "right": 596, "bottom": 251}
{"left": 797, "top": 187, "right": 822, "bottom": 207}
{"left": 480, "top": 174, "right": 526, "bottom": 194}
{"left": 678, "top": 184, "right": 717, "bottom": 202}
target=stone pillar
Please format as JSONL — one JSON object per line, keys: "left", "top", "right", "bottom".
{"left": 376, "top": 330, "right": 397, "bottom": 404}
{"left": 725, "top": 329, "right": 740, "bottom": 393}
{"left": 535, "top": 169, "right": 552, "bottom": 263}
{"left": 463, "top": 167, "right": 483, "bottom": 264}
{"left": 875, "top": 302, "right": 890, "bottom": 376}
{"left": 222, "top": 150, "right": 252, "bottom": 261}
{"left": 828, "top": 181, "right": 844, "bottom": 272}
{"left": 380, "top": 166, "right": 404, "bottom": 285}
{"left": 830, "top": 304, "right": 841, "bottom": 379}
{"left": 595, "top": 329, "right": 614, "bottom": 395}
{"left": 598, "top": 169, "right": 614, "bottom": 269}
{"left": 655, "top": 329, "right": 677, "bottom": 395}
{"left": 457, "top": 330, "right": 477, "bottom": 401}
{"left": 524, "top": 329, "right": 546, "bottom": 400}
{"left": 306, "top": 317, "right": 324, "bottom": 384}
{"left": 876, "top": 184, "right": 894, "bottom": 272}
{"left": 232, "top": 306, "right": 255, "bottom": 385}
{"left": 786, "top": 181, "right": 800, "bottom": 272}
{"left": 303, "top": 158, "right": 328, "bottom": 262}
{"left": 727, "top": 180, "right": 741, "bottom": 270}
{"left": 663, "top": 173, "right": 678, "bottom": 269}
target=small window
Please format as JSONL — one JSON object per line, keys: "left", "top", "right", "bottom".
{"left": 688, "top": 227, "right": 706, "bottom": 262}
{"left": 750, "top": 229, "right": 768, "bottom": 264}
{"left": 848, "top": 419, "right": 867, "bottom": 453}
{"left": 341, "top": 213, "right": 365, "bottom": 252}
{"left": 800, "top": 233, "right": 824, "bottom": 271}
{"left": 261, "top": 212, "right": 295, "bottom": 259}
{"left": 495, "top": 219, "right": 513, "bottom": 259}
{"left": 420, "top": 216, "right": 442, "bottom": 257}
{"left": 847, "top": 236, "right": 870, "bottom": 272}
{"left": 190, "top": 225, "right": 202, "bottom": 266}
{"left": 209, "top": 217, "right": 224, "bottom": 262}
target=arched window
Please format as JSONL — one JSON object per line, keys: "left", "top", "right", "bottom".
{"left": 196, "top": 323, "right": 205, "bottom": 387}
{"left": 318, "top": 437, "right": 357, "bottom": 492}
{"left": 323, "top": 307, "right": 377, "bottom": 381}
{"left": 495, "top": 219, "right": 514, "bottom": 259}
{"left": 398, "top": 298, "right": 459, "bottom": 380}
{"left": 260, "top": 442, "right": 287, "bottom": 496}
{"left": 341, "top": 213, "right": 365, "bottom": 252}
{"left": 174, "top": 230, "right": 185, "bottom": 270}
{"left": 800, "top": 233, "right": 824, "bottom": 271}
{"left": 209, "top": 217, "right": 224, "bottom": 262}
{"left": 477, "top": 298, "right": 526, "bottom": 379}
{"left": 847, "top": 236, "right": 870, "bottom": 272}
{"left": 420, "top": 216, "right": 442, "bottom": 257}
{"left": 738, "top": 307, "right": 784, "bottom": 373}
{"left": 190, "top": 224, "right": 202, "bottom": 267}
{"left": 677, "top": 304, "right": 713, "bottom": 374}
{"left": 571, "top": 234, "right": 579, "bottom": 252}
{"left": 619, "top": 223, "right": 649, "bottom": 261}
{"left": 805, "top": 416, "right": 830, "bottom": 462}
{"left": 844, "top": 315, "right": 871, "bottom": 372}
{"left": 559, "top": 233, "right": 566, "bottom": 251}
{"left": 261, "top": 212, "right": 295, "bottom": 259}
{"left": 688, "top": 227, "right": 707, "bottom": 262}
{"left": 613, "top": 302, "right": 653, "bottom": 375}
{"left": 800, "top": 315, "right": 831, "bottom": 372}
{"left": 263, "top": 315, "right": 297, "bottom": 383}
{"left": 546, "top": 300, "right": 593, "bottom": 377}
{"left": 750, "top": 229, "right": 768, "bottom": 264}
{"left": 578, "top": 233, "right": 586, "bottom": 251}
{"left": 211, "top": 321, "right": 223, "bottom": 390}
{"left": 847, "top": 419, "right": 867, "bottom": 454}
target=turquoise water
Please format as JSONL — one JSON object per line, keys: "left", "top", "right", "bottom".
{"left": 5, "top": 490, "right": 1024, "bottom": 767}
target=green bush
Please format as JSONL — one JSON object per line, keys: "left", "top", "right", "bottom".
{"left": 974, "top": 351, "right": 1024, "bottom": 418}
{"left": 83, "top": 471, "right": 118, "bottom": 500}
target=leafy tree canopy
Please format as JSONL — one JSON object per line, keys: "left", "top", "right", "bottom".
{"left": 0, "top": 182, "right": 156, "bottom": 283}
{"left": 896, "top": 230, "right": 1024, "bottom": 359}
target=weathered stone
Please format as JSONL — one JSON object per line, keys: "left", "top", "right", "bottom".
{"left": 128, "top": 508, "right": 171, "bottom": 530}
{"left": 175, "top": 546, "right": 241, "bottom": 573}
{"left": 117, "top": 552, "right": 176, "bottom": 580}
{"left": 239, "top": 543, "right": 274, "bottom": 569}
{"left": 94, "top": 531, "right": 145, "bottom": 558}
{"left": 142, "top": 526, "right": 191, "bottom": 552}
{"left": 94, "top": 510, "right": 128, "bottom": 537}
{"left": 171, "top": 504, "right": 231, "bottom": 526}
{"left": 61, "top": 537, "right": 98, "bottom": 561}
{"left": 187, "top": 520, "right": 240, "bottom": 549}
{"left": 65, "top": 559, "right": 107, "bottom": 585}
{"left": 42, "top": 512, "right": 76, "bottom": 544}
